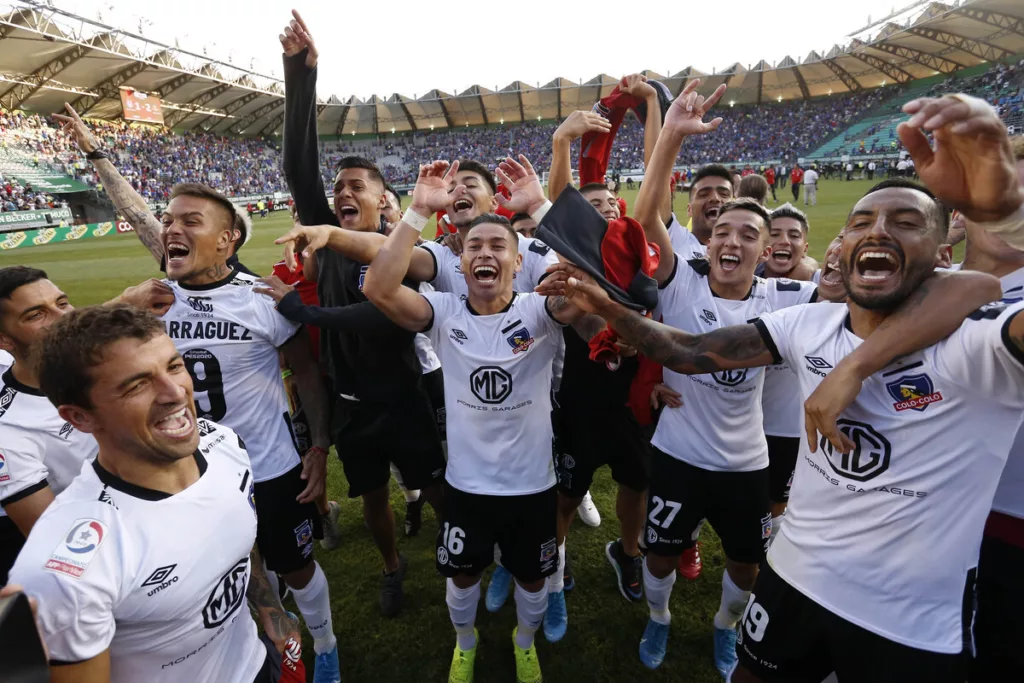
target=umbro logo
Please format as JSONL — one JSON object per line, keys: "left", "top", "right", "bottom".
{"left": 142, "top": 564, "right": 179, "bottom": 597}
{"left": 450, "top": 328, "right": 468, "bottom": 345}
{"left": 186, "top": 296, "right": 213, "bottom": 313}
{"left": 699, "top": 309, "right": 717, "bottom": 325}
{"left": 805, "top": 356, "right": 832, "bottom": 377}
{"left": 59, "top": 422, "right": 74, "bottom": 440}
{"left": 98, "top": 489, "right": 118, "bottom": 509}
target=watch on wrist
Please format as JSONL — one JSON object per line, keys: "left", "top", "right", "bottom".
{"left": 85, "top": 149, "right": 109, "bottom": 161}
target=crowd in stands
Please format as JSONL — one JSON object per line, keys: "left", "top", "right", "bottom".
{"left": 0, "top": 59, "right": 1018, "bottom": 203}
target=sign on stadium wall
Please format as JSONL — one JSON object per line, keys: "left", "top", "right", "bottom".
{"left": 0, "top": 222, "right": 121, "bottom": 250}
{"left": 6, "top": 171, "right": 89, "bottom": 194}
{"left": 0, "top": 207, "right": 73, "bottom": 231}
{"left": 120, "top": 89, "right": 165, "bottom": 125}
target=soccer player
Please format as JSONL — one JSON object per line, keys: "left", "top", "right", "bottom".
{"left": 538, "top": 94, "right": 1021, "bottom": 682}
{"left": 790, "top": 165, "right": 803, "bottom": 202}
{"left": 813, "top": 233, "right": 846, "bottom": 302}
{"left": 280, "top": 13, "right": 446, "bottom": 619}
{"left": 10, "top": 304, "right": 303, "bottom": 683}
{"left": 361, "top": 159, "right": 587, "bottom": 683}
{"left": 56, "top": 115, "right": 340, "bottom": 682}
{"left": 952, "top": 131, "right": 1024, "bottom": 679}
{"left": 510, "top": 213, "right": 538, "bottom": 238}
{"left": 759, "top": 204, "right": 816, "bottom": 281}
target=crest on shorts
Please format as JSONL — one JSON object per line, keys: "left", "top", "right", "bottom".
{"left": 507, "top": 327, "right": 534, "bottom": 355}
{"left": 294, "top": 520, "right": 314, "bottom": 558}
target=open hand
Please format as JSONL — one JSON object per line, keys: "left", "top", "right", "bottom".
{"left": 554, "top": 110, "right": 612, "bottom": 142}
{"left": 254, "top": 275, "right": 296, "bottom": 304}
{"left": 651, "top": 383, "right": 682, "bottom": 410}
{"left": 535, "top": 262, "right": 613, "bottom": 315}
{"left": 495, "top": 155, "right": 547, "bottom": 215}
{"left": 621, "top": 74, "right": 656, "bottom": 100}
{"left": 900, "top": 94, "right": 1023, "bottom": 223}
{"left": 116, "top": 278, "right": 175, "bottom": 316}
{"left": 279, "top": 9, "right": 318, "bottom": 69}
{"left": 296, "top": 446, "right": 327, "bottom": 504}
{"left": 664, "top": 79, "right": 726, "bottom": 138}
{"left": 411, "top": 160, "right": 463, "bottom": 216}
{"left": 53, "top": 104, "right": 101, "bottom": 154}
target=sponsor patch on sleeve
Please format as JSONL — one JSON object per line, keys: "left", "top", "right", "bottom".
{"left": 45, "top": 518, "right": 108, "bottom": 579}
{"left": 0, "top": 451, "right": 11, "bottom": 483}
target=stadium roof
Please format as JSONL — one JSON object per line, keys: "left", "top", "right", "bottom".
{"left": 0, "top": 0, "right": 1021, "bottom": 137}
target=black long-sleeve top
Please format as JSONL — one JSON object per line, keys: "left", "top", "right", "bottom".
{"left": 282, "top": 51, "right": 422, "bottom": 404}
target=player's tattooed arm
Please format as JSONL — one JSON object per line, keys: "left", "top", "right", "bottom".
{"left": 281, "top": 329, "right": 330, "bottom": 503}
{"left": 247, "top": 545, "right": 301, "bottom": 655}
{"left": 569, "top": 312, "right": 608, "bottom": 341}
{"left": 536, "top": 262, "right": 774, "bottom": 371}
{"left": 545, "top": 294, "right": 587, "bottom": 325}
{"left": 53, "top": 104, "right": 164, "bottom": 262}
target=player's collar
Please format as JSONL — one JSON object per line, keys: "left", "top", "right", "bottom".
{"left": 177, "top": 267, "right": 239, "bottom": 292}
{"left": 466, "top": 292, "right": 517, "bottom": 316}
{"left": 1, "top": 365, "right": 44, "bottom": 396}
{"left": 92, "top": 451, "right": 209, "bottom": 501}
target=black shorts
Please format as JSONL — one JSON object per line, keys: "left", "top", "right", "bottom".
{"left": 973, "top": 533, "right": 1024, "bottom": 678}
{"left": 645, "top": 448, "right": 770, "bottom": 565}
{"left": 0, "top": 515, "right": 24, "bottom": 585}
{"left": 436, "top": 482, "right": 558, "bottom": 584}
{"left": 422, "top": 368, "right": 447, "bottom": 442}
{"left": 255, "top": 465, "right": 321, "bottom": 575}
{"left": 332, "top": 384, "right": 445, "bottom": 499}
{"left": 737, "top": 561, "right": 969, "bottom": 683}
{"left": 766, "top": 435, "right": 799, "bottom": 504}
{"left": 555, "top": 401, "right": 651, "bottom": 498}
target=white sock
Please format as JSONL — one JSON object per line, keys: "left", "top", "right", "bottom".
{"left": 513, "top": 583, "right": 547, "bottom": 649}
{"left": 403, "top": 488, "right": 421, "bottom": 503}
{"left": 712, "top": 570, "right": 751, "bottom": 631}
{"left": 446, "top": 578, "right": 480, "bottom": 650}
{"left": 770, "top": 514, "right": 784, "bottom": 542}
{"left": 548, "top": 542, "right": 566, "bottom": 594}
{"left": 289, "top": 563, "right": 337, "bottom": 655}
{"left": 643, "top": 556, "right": 676, "bottom": 625}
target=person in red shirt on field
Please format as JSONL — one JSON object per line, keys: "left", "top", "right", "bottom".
{"left": 790, "top": 164, "right": 803, "bottom": 202}
{"left": 764, "top": 166, "right": 777, "bottom": 203}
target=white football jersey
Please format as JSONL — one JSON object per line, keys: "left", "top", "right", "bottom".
{"left": 161, "top": 270, "right": 301, "bottom": 482}
{"left": 420, "top": 236, "right": 558, "bottom": 299}
{"left": 990, "top": 266, "right": 1024, "bottom": 519}
{"left": 811, "top": 269, "right": 821, "bottom": 285}
{"left": 0, "top": 349, "right": 12, "bottom": 372}
{"left": 761, "top": 361, "right": 802, "bottom": 438}
{"left": 758, "top": 301, "right": 1024, "bottom": 652}
{"left": 9, "top": 421, "right": 264, "bottom": 683}
{"left": 0, "top": 367, "right": 98, "bottom": 519}
{"left": 652, "top": 258, "right": 817, "bottom": 471}
{"left": 415, "top": 283, "right": 442, "bottom": 374}
{"left": 423, "top": 291, "right": 561, "bottom": 495}
{"left": 666, "top": 214, "right": 707, "bottom": 260}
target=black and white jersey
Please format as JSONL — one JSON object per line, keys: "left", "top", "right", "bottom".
{"left": 9, "top": 421, "right": 264, "bottom": 683}
{"left": 420, "top": 237, "right": 558, "bottom": 299}
{"left": 0, "top": 368, "right": 98, "bottom": 518}
{"left": 414, "top": 283, "right": 441, "bottom": 374}
{"left": 0, "top": 350, "right": 12, "bottom": 372}
{"left": 652, "top": 259, "right": 817, "bottom": 471}
{"left": 666, "top": 214, "right": 707, "bottom": 261}
{"left": 757, "top": 301, "right": 1024, "bottom": 652}
{"left": 160, "top": 270, "right": 301, "bottom": 482}
{"left": 991, "top": 266, "right": 1024, "bottom": 520}
{"left": 423, "top": 292, "right": 561, "bottom": 495}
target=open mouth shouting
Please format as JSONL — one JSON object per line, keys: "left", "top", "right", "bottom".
{"left": 337, "top": 203, "right": 359, "bottom": 221}
{"left": 452, "top": 197, "right": 475, "bottom": 217}
{"left": 718, "top": 252, "right": 741, "bottom": 273}
{"left": 472, "top": 263, "right": 499, "bottom": 284}
{"left": 153, "top": 404, "right": 195, "bottom": 441}
{"left": 854, "top": 245, "right": 902, "bottom": 284}
{"left": 820, "top": 259, "right": 843, "bottom": 287}
{"left": 165, "top": 240, "right": 191, "bottom": 270}
{"left": 704, "top": 205, "right": 721, "bottom": 222}
{"left": 771, "top": 248, "right": 792, "bottom": 267}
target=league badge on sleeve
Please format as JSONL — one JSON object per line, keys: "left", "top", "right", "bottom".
{"left": 0, "top": 451, "right": 10, "bottom": 482}
{"left": 45, "top": 518, "right": 108, "bottom": 578}
{"left": 885, "top": 373, "right": 943, "bottom": 413}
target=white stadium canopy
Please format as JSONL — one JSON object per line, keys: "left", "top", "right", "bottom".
{"left": 0, "top": 0, "right": 1021, "bottom": 137}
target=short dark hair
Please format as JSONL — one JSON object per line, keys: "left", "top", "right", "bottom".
{"left": 38, "top": 304, "right": 165, "bottom": 409}
{"left": 0, "top": 266, "right": 49, "bottom": 329}
{"left": 335, "top": 156, "right": 386, "bottom": 189}
{"left": 718, "top": 197, "right": 772, "bottom": 232}
{"left": 770, "top": 203, "right": 809, "bottom": 233}
{"left": 456, "top": 160, "right": 497, "bottom": 195}
{"left": 384, "top": 182, "right": 402, "bottom": 208}
{"left": 509, "top": 213, "right": 532, "bottom": 227}
{"left": 579, "top": 182, "right": 612, "bottom": 196}
{"left": 466, "top": 213, "right": 518, "bottom": 243}
{"left": 861, "top": 179, "right": 949, "bottom": 239}
{"left": 169, "top": 183, "right": 247, "bottom": 248}
{"left": 690, "top": 164, "right": 733, "bottom": 196}
{"left": 737, "top": 175, "right": 769, "bottom": 205}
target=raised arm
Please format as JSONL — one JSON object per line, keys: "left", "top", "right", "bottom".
{"left": 363, "top": 162, "right": 461, "bottom": 331}
{"left": 54, "top": 104, "right": 164, "bottom": 262}
{"left": 634, "top": 79, "right": 726, "bottom": 284}
{"left": 620, "top": 75, "right": 668, "bottom": 220}
{"left": 535, "top": 261, "right": 776, "bottom": 372}
{"left": 280, "top": 11, "right": 335, "bottom": 227}
{"left": 274, "top": 219, "right": 436, "bottom": 281}
{"left": 548, "top": 111, "right": 611, "bottom": 203}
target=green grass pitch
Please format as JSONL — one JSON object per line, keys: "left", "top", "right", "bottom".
{"left": 0, "top": 178, "right": 909, "bottom": 681}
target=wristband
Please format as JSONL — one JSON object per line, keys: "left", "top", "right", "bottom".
{"left": 304, "top": 446, "right": 329, "bottom": 458}
{"left": 402, "top": 207, "right": 429, "bottom": 233}
{"left": 85, "top": 149, "right": 109, "bottom": 161}
{"left": 530, "top": 200, "right": 553, "bottom": 225}
{"left": 975, "top": 202, "right": 1024, "bottom": 250}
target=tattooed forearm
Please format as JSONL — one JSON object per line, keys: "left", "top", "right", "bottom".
{"left": 92, "top": 158, "right": 165, "bottom": 262}
{"left": 606, "top": 308, "right": 773, "bottom": 373}
{"left": 570, "top": 313, "right": 607, "bottom": 342}
{"left": 246, "top": 545, "right": 282, "bottom": 611}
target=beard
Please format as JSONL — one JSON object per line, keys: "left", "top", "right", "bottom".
{"left": 841, "top": 259, "right": 935, "bottom": 311}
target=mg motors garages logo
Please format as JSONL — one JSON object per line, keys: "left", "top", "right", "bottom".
{"left": 819, "top": 419, "right": 892, "bottom": 482}
{"left": 202, "top": 558, "right": 248, "bottom": 628}
{"left": 470, "top": 366, "right": 513, "bottom": 404}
